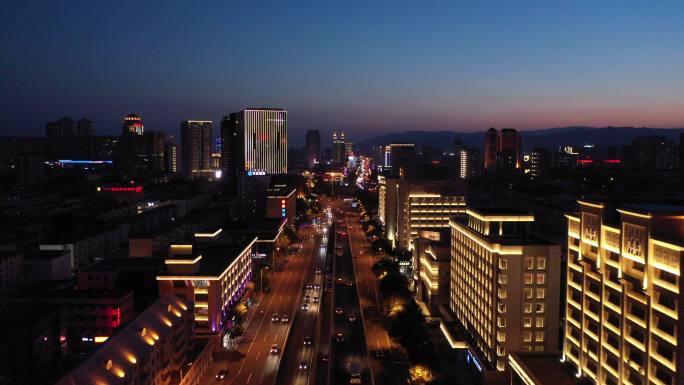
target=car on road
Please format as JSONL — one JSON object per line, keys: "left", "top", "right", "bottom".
{"left": 321, "top": 353, "right": 329, "bottom": 362}
{"left": 215, "top": 369, "right": 227, "bottom": 379}
{"left": 271, "top": 313, "right": 280, "bottom": 322}
{"left": 303, "top": 336, "right": 313, "bottom": 346}
{"left": 306, "top": 283, "right": 313, "bottom": 290}
{"left": 270, "top": 344, "right": 280, "bottom": 354}
{"left": 304, "top": 295, "right": 311, "bottom": 303}
{"left": 335, "top": 307, "right": 343, "bottom": 315}
{"left": 315, "top": 269, "right": 322, "bottom": 274}
{"left": 347, "top": 314, "right": 357, "bottom": 322}
{"left": 373, "top": 350, "right": 385, "bottom": 359}
{"left": 298, "top": 362, "right": 308, "bottom": 370}
{"left": 302, "top": 303, "right": 309, "bottom": 311}
{"left": 335, "top": 333, "right": 345, "bottom": 343}
{"left": 281, "top": 314, "right": 289, "bottom": 323}
{"left": 336, "top": 278, "right": 344, "bottom": 284}
{"left": 336, "top": 251, "right": 343, "bottom": 256}
{"left": 345, "top": 280, "right": 353, "bottom": 287}
{"left": 314, "top": 284, "right": 321, "bottom": 290}
{"left": 312, "top": 296, "right": 319, "bottom": 303}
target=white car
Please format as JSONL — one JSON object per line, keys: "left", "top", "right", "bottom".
{"left": 270, "top": 344, "right": 280, "bottom": 354}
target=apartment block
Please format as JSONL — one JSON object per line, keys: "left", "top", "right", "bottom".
{"left": 449, "top": 207, "right": 561, "bottom": 374}
{"left": 414, "top": 229, "right": 451, "bottom": 314}
{"left": 563, "top": 201, "right": 684, "bottom": 385}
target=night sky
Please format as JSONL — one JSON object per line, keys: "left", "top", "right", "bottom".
{"left": 2, "top": 1, "right": 683, "bottom": 146}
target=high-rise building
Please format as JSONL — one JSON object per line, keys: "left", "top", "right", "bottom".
{"left": 305, "top": 130, "right": 321, "bottom": 168}
{"left": 680, "top": 133, "right": 684, "bottom": 172}
{"left": 483, "top": 128, "right": 521, "bottom": 175}
{"left": 345, "top": 141, "right": 353, "bottom": 157}
{"left": 144, "top": 130, "right": 166, "bottom": 173}
{"left": 382, "top": 143, "right": 416, "bottom": 175}
{"left": 122, "top": 113, "right": 144, "bottom": 135}
{"left": 221, "top": 108, "right": 287, "bottom": 178}
{"left": 527, "top": 148, "right": 551, "bottom": 179}
{"left": 450, "top": 207, "right": 561, "bottom": 373}
{"left": 563, "top": 201, "right": 684, "bottom": 385}
{"left": 484, "top": 127, "right": 498, "bottom": 172}
{"left": 76, "top": 118, "right": 94, "bottom": 137}
{"left": 181, "top": 120, "right": 213, "bottom": 178}
{"left": 332, "top": 130, "right": 346, "bottom": 165}
{"left": 632, "top": 135, "right": 677, "bottom": 171}
{"left": 458, "top": 148, "right": 482, "bottom": 179}
{"left": 46, "top": 117, "right": 75, "bottom": 159}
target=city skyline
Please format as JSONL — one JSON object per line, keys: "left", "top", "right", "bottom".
{"left": 2, "top": 1, "right": 684, "bottom": 143}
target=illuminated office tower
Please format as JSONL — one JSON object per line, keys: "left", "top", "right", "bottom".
{"left": 450, "top": 207, "right": 561, "bottom": 373}
{"left": 345, "top": 141, "right": 353, "bottom": 157}
{"left": 181, "top": 120, "right": 213, "bottom": 178}
{"left": 221, "top": 108, "right": 287, "bottom": 177}
{"left": 563, "top": 201, "right": 684, "bottom": 385}
{"left": 483, "top": 128, "right": 521, "bottom": 174}
{"left": 332, "top": 130, "right": 346, "bottom": 165}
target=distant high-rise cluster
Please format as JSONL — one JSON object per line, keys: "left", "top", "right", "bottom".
{"left": 483, "top": 127, "right": 521, "bottom": 175}
{"left": 122, "top": 114, "right": 144, "bottom": 135}
{"left": 332, "top": 130, "right": 346, "bottom": 165}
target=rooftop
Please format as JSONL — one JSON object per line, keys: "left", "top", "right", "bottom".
{"left": 509, "top": 352, "right": 576, "bottom": 385}
{"left": 223, "top": 219, "right": 286, "bottom": 242}
{"left": 160, "top": 237, "right": 256, "bottom": 278}
{"left": 80, "top": 257, "right": 165, "bottom": 273}
{"left": 620, "top": 203, "right": 684, "bottom": 216}
{"left": 24, "top": 250, "right": 70, "bottom": 260}
{"left": 56, "top": 295, "right": 192, "bottom": 385}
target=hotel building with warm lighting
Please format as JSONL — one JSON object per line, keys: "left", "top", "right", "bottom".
{"left": 378, "top": 171, "right": 466, "bottom": 251}
{"left": 449, "top": 207, "right": 561, "bottom": 374}
{"left": 56, "top": 295, "right": 193, "bottom": 385}
{"left": 157, "top": 230, "right": 255, "bottom": 337}
{"left": 563, "top": 201, "right": 684, "bottom": 385}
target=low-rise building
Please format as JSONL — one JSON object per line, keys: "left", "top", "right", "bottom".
{"left": 157, "top": 234, "right": 255, "bottom": 337}
{"left": 23, "top": 249, "right": 72, "bottom": 284}
{"left": 509, "top": 351, "right": 574, "bottom": 385}
{"left": 56, "top": 295, "right": 194, "bottom": 385}
{"left": 266, "top": 185, "right": 296, "bottom": 224}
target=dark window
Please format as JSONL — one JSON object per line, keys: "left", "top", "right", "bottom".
{"left": 659, "top": 294, "right": 676, "bottom": 310}
{"left": 660, "top": 270, "right": 677, "bottom": 285}
{"left": 657, "top": 344, "right": 674, "bottom": 361}
{"left": 655, "top": 368, "right": 672, "bottom": 385}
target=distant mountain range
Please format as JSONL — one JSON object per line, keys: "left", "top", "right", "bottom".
{"left": 355, "top": 126, "right": 684, "bottom": 153}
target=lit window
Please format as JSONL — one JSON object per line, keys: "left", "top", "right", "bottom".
{"left": 523, "top": 317, "right": 532, "bottom": 327}
{"left": 525, "top": 257, "right": 534, "bottom": 270}
{"left": 523, "top": 331, "right": 532, "bottom": 342}
{"left": 536, "top": 257, "right": 546, "bottom": 270}
{"left": 499, "top": 259, "right": 508, "bottom": 270}
{"left": 536, "top": 274, "right": 545, "bottom": 285}
{"left": 535, "top": 303, "right": 545, "bottom": 313}
{"left": 537, "top": 288, "right": 546, "bottom": 299}
{"left": 535, "top": 332, "right": 545, "bottom": 342}
{"left": 525, "top": 288, "right": 534, "bottom": 299}
{"left": 524, "top": 303, "right": 533, "bottom": 313}
{"left": 524, "top": 273, "right": 533, "bottom": 285}
{"left": 536, "top": 317, "right": 544, "bottom": 328}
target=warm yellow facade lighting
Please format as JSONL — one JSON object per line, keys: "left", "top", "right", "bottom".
{"left": 194, "top": 228, "right": 223, "bottom": 238}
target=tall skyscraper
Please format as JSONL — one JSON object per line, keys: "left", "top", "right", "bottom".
{"left": 332, "top": 130, "right": 346, "bottom": 165}
{"left": 221, "top": 108, "right": 287, "bottom": 177}
{"left": 305, "top": 130, "right": 321, "bottom": 168}
{"left": 122, "top": 114, "right": 144, "bottom": 135}
{"left": 180, "top": 120, "right": 213, "bottom": 178}
{"left": 387, "top": 143, "right": 416, "bottom": 175}
{"left": 164, "top": 142, "right": 178, "bottom": 175}
{"left": 483, "top": 127, "right": 498, "bottom": 172}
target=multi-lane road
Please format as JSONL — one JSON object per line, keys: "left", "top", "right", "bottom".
{"left": 207, "top": 198, "right": 399, "bottom": 385}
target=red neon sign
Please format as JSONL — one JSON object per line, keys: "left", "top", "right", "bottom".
{"left": 603, "top": 159, "right": 621, "bottom": 164}
{"left": 99, "top": 186, "right": 143, "bottom": 193}
{"left": 577, "top": 159, "right": 593, "bottom": 164}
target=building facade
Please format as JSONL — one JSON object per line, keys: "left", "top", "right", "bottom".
{"left": 563, "top": 201, "right": 684, "bottom": 385}
{"left": 157, "top": 234, "right": 255, "bottom": 336}
{"left": 181, "top": 120, "right": 213, "bottom": 178}
{"left": 414, "top": 229, "right": 451, "bottom": 314}
{"left": 332, "top": 130, "right": 346, "bottom": 165}
{"left": 450, "top": 208, "right": 561, "bottom": 372}
{"left": 221, "top": 108, "right": 288, "bottom": 177}
{"left": 56, "top": 295, "right": 193, "bottom": 385}
{"left": 266, "top": 186, "right": 296, "bottom": 224}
